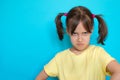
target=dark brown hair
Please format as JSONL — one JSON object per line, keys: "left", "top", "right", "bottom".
{"left": 55, "top": 6, "right": 108, "bottom": 45}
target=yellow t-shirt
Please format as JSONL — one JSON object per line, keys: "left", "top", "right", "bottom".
{"left": 44, "top": 45, "right": 115, "bottom": 80}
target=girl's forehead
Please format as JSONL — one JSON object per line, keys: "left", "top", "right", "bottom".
{"left": 74, "top": 22, "right": 87, "bottom": 32}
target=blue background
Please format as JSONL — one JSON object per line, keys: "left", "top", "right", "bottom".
{"left": 0, "top": 0, "right": 120, "bottom": 80}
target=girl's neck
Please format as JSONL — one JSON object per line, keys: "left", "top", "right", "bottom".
{"left": 70, "top": 46, "right": 89, "bottom": 55}
{"left": 70, "top": 47, "right": 83, "bottom": 55}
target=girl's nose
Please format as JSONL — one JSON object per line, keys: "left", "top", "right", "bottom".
{"left": 78, "top": 35, "right": 83, "bottom": 42}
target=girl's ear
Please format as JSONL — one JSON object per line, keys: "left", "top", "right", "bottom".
{"left": 66, "top": 29, "right": 68, "bottom": 34}
{"left": 90, "top": 28, "right": 94, "bottom": 35}
{"left": 90, "top": 26, "right": 94, "bottom": 33}
{"left": 91, "top": 29, "right": 93, "bottom": 33}
{"left": 66, "top": 28, "right": 70, "bottom": 35}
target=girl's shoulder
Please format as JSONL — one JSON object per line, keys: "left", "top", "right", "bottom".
{"left": 57, "top": 49, "right": 70, "bottom": 55}
{"left": 54, "top": 49, "right": 70, "bottom": 58}
{"left": 87, "top": 45, "right": 106, "bottom": 54}
{"left": 89, "top": 45, "right": 104, "bottom": 50}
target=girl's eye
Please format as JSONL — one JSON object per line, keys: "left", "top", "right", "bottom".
{"left": 72, "top": 32, "right": 78, "bottom": 36}
{"left": 82, "top": 32, "right": 89, "bottom": 35}
{"left": 73, "top": 32, "right": 77, "bottom": 34}
{"left": 83, "top": 32, "right": 88, "bottom": 34}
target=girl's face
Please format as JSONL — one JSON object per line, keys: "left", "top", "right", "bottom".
{"left": 68, "top": 22, "right": 92, "bottom": 52}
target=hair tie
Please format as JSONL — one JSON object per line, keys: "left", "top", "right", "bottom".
{"left": 92, "top": 14, "right": 95, "bottom": 18}
{"left": 64, "top": 13, "right": 68, "bottom": 16}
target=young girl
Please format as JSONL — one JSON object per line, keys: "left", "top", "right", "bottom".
{"left": 36, "top": 6, "right": 120, "bottom": 80}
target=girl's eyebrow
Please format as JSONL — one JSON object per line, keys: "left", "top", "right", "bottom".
{"left": 73, "top": 31, "right": 79, "bottom": 34}
{"left": 83, "top": 31, "right": 88, "bottom": 32}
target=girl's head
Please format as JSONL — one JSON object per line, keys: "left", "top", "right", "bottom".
{"left": 55, "top": 6, "right": 107, "bottom": 50}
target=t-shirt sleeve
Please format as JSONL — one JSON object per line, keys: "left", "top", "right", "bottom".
{"left": 44, "top": 55, "right": 58, "bottom": 77}
{"left": 99, "top": 47, "right": 115, "bottom": 76}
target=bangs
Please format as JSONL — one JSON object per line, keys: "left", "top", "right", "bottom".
{"left": 81, "top": 15, "right": 93, "bottom": 33}
{"left": 67, "top": 15, "right": 93, "bottom": 34}
{"left": 67, "top": 15, "right": 81, "bottom": 34}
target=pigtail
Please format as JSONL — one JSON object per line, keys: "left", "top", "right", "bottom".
{"left": 55, "top": 13, "right": 65, "bottom": 40}
{"left": 95, "top": 15, "right": 108, "bottom": 45}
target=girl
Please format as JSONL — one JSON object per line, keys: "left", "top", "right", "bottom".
{"left": 36, "top": 6, "right": 120, "bottom": 80}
